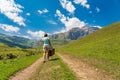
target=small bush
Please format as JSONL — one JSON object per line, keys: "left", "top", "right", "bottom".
{"left": 26, "top": 52, "right": 35, "bottom": 56}
{"left": 6, "top": 53, "right": 17, "bottom": 59}
{"left": 25, "top": 50, "right": 40, "bottom": 56}
{"left": 0, "top": 55, "right": 3, "bottom": 60}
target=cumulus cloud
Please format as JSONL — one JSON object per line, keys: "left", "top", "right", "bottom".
{"left": 38, "top": 9, "right": 49, "bottom": 15}
{"left": 0, "top": 24, "right": 20, "bottom": 32}
{"left": 27, "top": 30, "right": 45, "bottom": 40}
{"left": 73, "top": 0, "right": 90, "bottom": 9}
{"left": 65, "top": 17, "right": 85, "bottom": 31}
{"left": 59, "top": 0, "right": 76, "bottom": 14}
{"left": 95, "top": 7, "right": 100, "bottom": 13}
{"left": 55, "top": 10, "right": 85, "bottom": 31}
{"left": 55, "top": 10, "right": 67, "bottom": 25}
{"left": 0, "top": 0, "right": 25, "bottom": 26}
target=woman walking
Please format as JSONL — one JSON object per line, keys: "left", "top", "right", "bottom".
{"left": 42, "top": 33, "right": 52, "bottom": 63}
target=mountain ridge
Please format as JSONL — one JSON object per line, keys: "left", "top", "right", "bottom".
{"left": 51, "top": 26, "right": 100, "bottom": 40}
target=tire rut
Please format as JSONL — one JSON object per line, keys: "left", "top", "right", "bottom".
{"left": 58, "top": 53, "right": 114, "bottom": 80}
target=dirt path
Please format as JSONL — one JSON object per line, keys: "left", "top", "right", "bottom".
{"left": 9, "top": 53, "right": 114, "bottom": 80}
{"left": 9, "top": 57, "right": 43, "bottom": 80}
{"left": 58, "top": 53, "right": 114, "bottom": 80}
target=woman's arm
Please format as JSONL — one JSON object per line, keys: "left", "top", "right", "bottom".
{"left": 48, "top": 39, "right": 53, "bottom": 48}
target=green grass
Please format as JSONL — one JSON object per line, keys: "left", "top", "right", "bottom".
{"left": 0, "top": 43, "right": 25, "bottom": 57}
{"left": 0, "top": 43, "right": 41, "bottom": 59}
{"left": 57, "top": 21, "right": 120, "bottom": 80}
{"left": 0, "top": 54, "right": 42, "bottom": 80}
{"left": 0, "top": 41, "right": 42, "bottom": 80}
{"left": 31, "top": 54, "right": 77, "bottom": 80}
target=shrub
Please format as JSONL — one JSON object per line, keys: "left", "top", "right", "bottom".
{"left": 6, "top": 53, "right": 17, "bottom": 59}
{"left": 0, "top": 55, "right": 3, "bottom": 60}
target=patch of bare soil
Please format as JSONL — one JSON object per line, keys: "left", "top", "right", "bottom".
{"left": 9, "top": 57, "right": 43, "bottom": 80}
{"left": 58, "top": 53, "right": 114, "bottom": 80}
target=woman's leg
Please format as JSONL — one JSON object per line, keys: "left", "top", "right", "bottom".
{"left": 43, "top": 46, "right": 51, "bottom": 62}
{"left": 43, "top": 52, "right": 47, "bottom": 62}
{"left": 47, "top": 51, "right": 49, "bottom": 60}
{"left": 43, "top": 46, "right": 47, "bottom": 63}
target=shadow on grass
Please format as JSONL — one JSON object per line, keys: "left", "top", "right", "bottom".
{"left": 49, "top": 58, "right": 60, "bottom": 61}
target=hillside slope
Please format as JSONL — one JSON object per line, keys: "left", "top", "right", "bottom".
{"left": 0, "top": 33, "right": 33, "bottom": 48}
{"left": 58, "top": 21, "right": 120, "bottom": 79}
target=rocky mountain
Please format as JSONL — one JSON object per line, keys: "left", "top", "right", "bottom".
{"left": 51, "top": 26, "right": 100, "bottom": 40}
{"left": 0, "top": 33, "right": 33, "bottom": 48}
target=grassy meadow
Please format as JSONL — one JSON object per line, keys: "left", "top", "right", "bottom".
{"left": 57, "top": 22, "right": 120, "bottom": 79}
{"left": 0, "top": 43, "right": 42, "bottom": 80}
{"left": 0, "top": 54, "right": 41, "bottom": 80}
{"left": 0, "top": 42, "right": 76, "bottom": 80}
{"left": 0, "top": 37, "right": 74, "bottom": 80}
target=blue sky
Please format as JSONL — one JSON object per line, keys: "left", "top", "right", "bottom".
{"left": 0, "top": 0, "right": 120, "bottom": 39}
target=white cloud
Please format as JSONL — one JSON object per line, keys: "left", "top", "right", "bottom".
{"left": 56, "top": 10, "right": 67, "bottom": 24}
{"left": 48, "top": 20, "right": 57, "bottom": 25}
{"left": 73, "top": 0, "right": 90, "bottom": 9}
{"left": 56, "top": 10, "right": 85, "bottom": 31}
{"left": 93, "top": 26, "right": 102, "bottom": 29}
{"left": 27, "top": 30, "right": 45, "bottom": 40}
{"left": 59, "top": 0, "right": 76, "bottom": 14}
{"left": 26, "top": 13, "right": 30, "bottom": 16}
{"left": 65, "top": 17, "right": 85, "bottom": 31}
{"left": 95, "top": 7, "right": 100, "bottom": 13}
{"left": 38, "top": 9, "right": 49, "bottom": 15}
{"left": 54, "top": 28, "right": 66, "bottom": 34}
{"left": 0, "top": 24, "right": 20, "bottom": 32}
{"left": 0, "top": 0, "right": 25, "bottom": 26}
